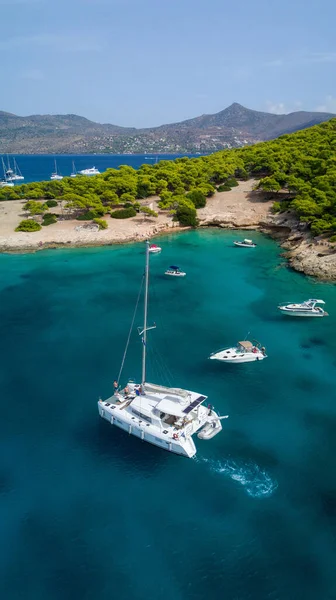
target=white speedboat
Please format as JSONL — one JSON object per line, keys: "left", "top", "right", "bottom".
{"left": 98, "top": 241, "right": 228, "bottom": 458}
{"left": 234, "top": 238, "right": 256, "bottom": 248}
{"left": 50, "top": 159, "right": 63, "bottom": 180}
{"left": 78, "top": 166, "right": 100, "bottom": 176}
{"left": 165, "top": 265, "right": 186, "bottom": 277}
{"left": 210, "top": 340, "right": 267, "bottom": 363}
{"left": 149, "top": 244, "right": 161, "bottom": 254}
{"left": 278, "top": 299, "right": 328, "bottom": 317}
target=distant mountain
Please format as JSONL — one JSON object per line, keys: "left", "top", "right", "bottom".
{"left": 0, "top": 103, "right": 334, "bottom": 154}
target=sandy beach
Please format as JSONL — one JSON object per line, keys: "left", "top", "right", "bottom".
{"left": 1, "top": 181, "right": 335, "bottom": 280}
{"left": 0, "top": 181, "right": 271, "bottom": 251}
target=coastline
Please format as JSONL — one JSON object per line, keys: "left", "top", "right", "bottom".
{"left": 1, "top": 181, "right": 335, "bottom": 280}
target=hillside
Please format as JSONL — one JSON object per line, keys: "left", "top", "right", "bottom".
{"left": 0, "top": 103, "right": 334, "bottom": 154}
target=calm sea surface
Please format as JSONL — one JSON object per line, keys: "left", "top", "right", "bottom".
{"left": 3, "top": 154, "right": 200, "bottom": 184}
{"left": 0, "top": 229, "right": 335, "bottom": 600}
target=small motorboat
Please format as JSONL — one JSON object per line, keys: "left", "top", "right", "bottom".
{"left": 149, "top": 244, "right": 161, "bottom": 254}
{"left": 234, "top": 238, "right": 256, "bottom": 248}
{"left": 197, "top": 415, "right": 228, "bottom": 440}
{"left": 209, "top": 340, "right": 267, "bottom": 363}
{"left": 278, "top": 299, "right": 328, "bottom": 317}
{"left": 165, "top": 265, "right": 186, "bottom": 277}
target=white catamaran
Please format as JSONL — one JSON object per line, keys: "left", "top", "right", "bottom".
{"left": 98, "top": 241, "right": 228, "bottom": 457}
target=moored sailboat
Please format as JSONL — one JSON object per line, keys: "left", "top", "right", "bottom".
{"left": 0, "top": 157, "right": 14, "bottom": 187}
{"left": 6, "top": 157, "right": 24, "bottom": 181}
{"left": 98, "top": 241, "right": 227, "bottom": 457}
{"left": 70, "top": 161, "right": 77, "bottom": 177}
{"left": 50, "top": 159, "right": 63, "bottom": 180}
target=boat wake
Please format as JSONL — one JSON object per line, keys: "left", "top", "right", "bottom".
{"left": 195, "top": 456, "right": 277, "bottom": 498}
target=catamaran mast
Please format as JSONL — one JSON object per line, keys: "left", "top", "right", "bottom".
{"left": 142, "top": 240, "right": 150, "bottom": 387}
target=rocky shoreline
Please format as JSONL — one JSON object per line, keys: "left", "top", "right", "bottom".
{"left": 197, "top": 215, "right": 336, "bottom": 282}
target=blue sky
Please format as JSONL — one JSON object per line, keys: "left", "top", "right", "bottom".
{"left": 1, "top": 0, "right": 336, "bottom": 126}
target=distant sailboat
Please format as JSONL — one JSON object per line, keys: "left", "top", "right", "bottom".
{"left": 6, "top": 157, "right": 24, "bottom": 182}
{"left": 0, "top": 157, "right": 14, "bottom": 187}
{"left": 70, "top": 161, "right": 77, "bottom": 177}
{"left": 50, "top": 159, "right": 63, "bottom": 180}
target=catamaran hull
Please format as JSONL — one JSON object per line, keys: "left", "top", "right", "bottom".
{"left": 98, "top": 401, "right": 197, "bottom": 458}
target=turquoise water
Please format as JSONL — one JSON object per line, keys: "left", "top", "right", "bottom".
{"left": 0, "top": 229, "right": 335, "bottom": 600}
{"left": 3, "top": 153, "right": 201, "bottom": 184}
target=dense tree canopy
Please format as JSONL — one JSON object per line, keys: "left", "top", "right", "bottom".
{"left": 1, "top": 119, "right": 336, "bottom": 233}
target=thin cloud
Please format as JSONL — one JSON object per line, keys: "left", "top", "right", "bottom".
{"left": 266, "top": 102, "right": 287, "bottom": 114}
{"left": 263, "top": 59, "right": 283, "bottom": 68}
{"left": 315, "top": 95, "right": 336, "bottom": 112}
{"left": 21, "top": 68, "right": 44, "bottom": 81}
{"left": 0, "top": 0, "right": 42, "bottom": 3}
{"left": 0, "top": 33, "right": 104, "bottom": 52}
{"left": 307, "top": 52, "right": 336, "bottom": 64}
{"left": 263, "top": 52, "right": 336, "bottom": 68}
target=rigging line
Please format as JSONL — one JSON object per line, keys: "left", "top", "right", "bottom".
{"left": 117, "top": 274, "right": 144, "bottom": 384}
{"left": 149, "top": 273, "right": 176, "bottom": 384}
{"left": 148, "top": 342, "right": 172, "bottom": 387}
{"left": 151, "top": 341, "right": 174, "bottom": 386}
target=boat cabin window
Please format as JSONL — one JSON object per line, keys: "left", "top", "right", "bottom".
{"left": 131, "top": 408, "right": 152, "bottom": 423}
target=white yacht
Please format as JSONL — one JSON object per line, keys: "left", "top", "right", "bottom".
{"left": 78, "top": 166, "right": 100, "bottom": 176}
{"left": 6, "top": 157, "right": 24, "bottom": 181}
{"left": 149, "top": 244, "right": 161, "bottom": 254}
{"left": 165, "top": 265, "right": 186, "bottom": 277}
{"left": 98, "top": 241, "right": 228, "bottom": 458}
{"left": 210, "top": 340, "right": 267, "bottom": 363}
{"left": 278, "top": 299, "right": 328, "bottom": 317}
{"left": 234, "top": 238, "right": 256, "bottom": 248}
{"left": 50, "top": 160, "right": 63, "bottom": 180}
{"left": 70, "top": 161, "right": 77, "bottom": 177}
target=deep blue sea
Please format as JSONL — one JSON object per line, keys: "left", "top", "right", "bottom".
{"left": 0, "top": 229, "right": 335, "bottom": 600}
{"left": 3, "top": 154, "right": 200, "bottom": 184}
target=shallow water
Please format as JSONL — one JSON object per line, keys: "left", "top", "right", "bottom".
{"left": 0, "top": 229, "right": 335, "bottom": 600}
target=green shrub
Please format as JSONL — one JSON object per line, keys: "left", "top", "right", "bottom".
{"left": 15, "top": 219, "right": 42, "bottom": 232}
{"left": 42, "top": 213, "right": 58, "bottom": 226}
{"left": 186, "top": 189, "right": 206, "bottom": 208}
{"left": 120, "top": 193, "right": 136, "bottom": 204}
{"left": 76, "top": 210, "right": 99, "bottom": 220}
{"left": 93, "top": 218, "right": 108, "bottom": 230}
{"left": 175, "top": 204, "right": 198, "bottom": 227}
{"left": 45, "top": 199, "right": 58, "bottom": 208}
{"left": 272, "top": 202, "right": 281, "bottom": 213}
{"left": 111, "top": 207, "right": 137, "bottom": 219}
{"left": 227, "top": 177, "right": 239, "bottom": 187}
{"left": 217, "top": 184, "right": 232, "bottom": 192}
{"left": 329, "top": 234, "right": 336, "bottom": 243}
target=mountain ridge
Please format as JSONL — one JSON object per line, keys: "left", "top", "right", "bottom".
{"left": 0, "top": 103, "right": 334, "bottom": 154}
